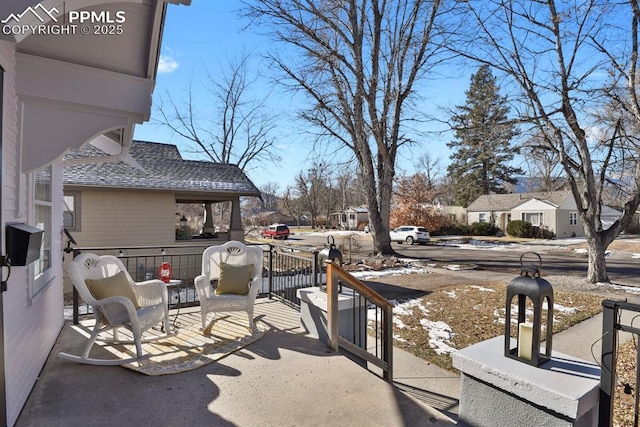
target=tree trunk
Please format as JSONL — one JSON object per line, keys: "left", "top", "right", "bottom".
{"left": 586, "top": 237, "right": 609, "bottom": 284}
{"left": 361, "top": 161, "right": 393, "bottom": 255}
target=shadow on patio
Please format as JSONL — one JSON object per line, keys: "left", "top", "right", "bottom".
{"left": 16, "top": 299, "right": 457, "bottom": 426}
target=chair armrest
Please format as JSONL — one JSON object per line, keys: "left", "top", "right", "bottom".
{"left": 194, "top": 274, "right": 213, "bottom": 299}
{"left": 132, "top": 280, "right": 167, "bottom": 307}
{"left": 93, "top": 295, "right": 138, "bottom": 325}
{"left": 248, "top": 275, "right": 262, "bottom": 300}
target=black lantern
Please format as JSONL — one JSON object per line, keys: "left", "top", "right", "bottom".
{"left": 504, "top": 252, "right": 554, "bottom": 367}
{"left": 318, "top": 235, "right": 343, "bottom": 292}
{"left": 318, "top": 235, "right": 343, "bottom": 266}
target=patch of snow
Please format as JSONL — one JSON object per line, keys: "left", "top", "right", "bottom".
{"left": 390, "top": 299, "right": 428, "bottom": 317}
{"left": 602, "top": 283, "right": 640, "bottom": 295}
{"left": 393, "top": 317, "right": 408, "bottom": 329}
{"left": 393, "top": 335, "right": 408, "bottom": 343}
{"left": 633, "top": 253, "right": 640, "bottom": 259}
{"left": 444, "top": 290, "right": 457, "bottom": 298}
{"left": 470, "top": 285, "right": 495, "bottom": 292}
{"left": 64, "top": 305, "right": 90, "bottom": 321}
{"left": 419, "top": 319, "right": 456, "bottom": 354}
{"left": 351, "top": 266, "right": 430, "bottom": 280}
{"left": 574, "top": 248, "right": 588, "bottom": 255}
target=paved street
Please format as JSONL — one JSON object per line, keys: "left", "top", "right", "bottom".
{"left": 253, "top": 230, "right": 640, "bottom": 285}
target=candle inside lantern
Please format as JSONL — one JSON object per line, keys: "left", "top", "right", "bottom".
{"left": 518, "top": 322, "right": 534, "bottom": 360}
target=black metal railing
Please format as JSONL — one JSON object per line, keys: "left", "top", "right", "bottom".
{"left": 69, "top": 244, "right": 209, "bottom": 324}
{"left": 265, "top": 242, "right": 320, "bottom": 308}
{"left": 600, "top": 299, "right": 640, "bottom": 427}
{"left": 326, "top": 262, "right": 394, "bottom": 382}
{"left": 68, "top": 242, "right": 322, "bottom": 323}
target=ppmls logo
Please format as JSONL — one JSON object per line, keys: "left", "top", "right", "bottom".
{"left": 1, "top": 4, "right": 59, "bottom": 24}
{"left": 2, "top": 2, "right": 126, "bottom": 36}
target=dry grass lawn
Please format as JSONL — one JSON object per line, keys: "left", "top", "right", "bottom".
{"left": 391, "top": 281, "right": 605, "bottom": 372}
{"left": 613, "top": 339, "right": 638, "bottom": 427}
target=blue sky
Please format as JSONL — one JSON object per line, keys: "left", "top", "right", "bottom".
{"left": 134, "top": 1, "right": 467, "bottom": 191}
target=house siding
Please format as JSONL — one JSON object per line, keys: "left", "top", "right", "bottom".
{"left": 512, "top": 199, "right": 558, "bottom": 233}
{"left": 2, "top": 40, "right": 65, "bottom": 427}
{"left": 62, "top": 189, "right": 176, "bottom": 292}
{"left": 73, "top": 189, "right": 175, "bottom": 246}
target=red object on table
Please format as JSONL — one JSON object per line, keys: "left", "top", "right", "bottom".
{"left": 159, "top": 262, "right": 172, "bottom": 283}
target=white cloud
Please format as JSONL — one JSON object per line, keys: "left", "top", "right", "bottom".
{"left": 157, "top": 55, "right": 179, "bottom": 74}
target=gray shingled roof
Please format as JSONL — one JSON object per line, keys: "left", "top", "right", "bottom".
{"left": 63, "top": 140, "right": 261, "bottom": 196}
{"left": 466, "top": 190, "right": 572, "bottom": 211}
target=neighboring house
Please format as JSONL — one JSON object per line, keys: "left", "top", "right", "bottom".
{"left": 439, "top": 205, "right": 466, "bottom": 224}
{"left": 330, "top": 206, "right": 369, "bottom": 230}
{"left": 0, "top": 2, "right": 190, "bottom": 425}
{"left": 63, "top": 140, "right": 260, "bottom": 248}
{"left": 466, "top": 190, "right": 608, "bottom": 238}
{"left": 253, "top": 211, "right": 296, "bottom": 226}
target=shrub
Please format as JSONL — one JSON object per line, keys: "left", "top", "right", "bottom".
{"left": 430, "top": 223, "right": 470, "bottom": 236}
{"left": 506, "top": 220, "right": 531, "bottom": 238}
{"left": 469, "top": 222, "right": 498, "bottom": 236}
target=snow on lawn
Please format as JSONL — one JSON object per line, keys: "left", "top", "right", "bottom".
{"left": 573, "top": 248, "right": 613, "bottom": 257}
{"left": 493, "top": 301, "right": 578, "bottom": 325}
{"left": 420, "top": 319, "right": 456, "bottom": 355}
{"left": 384, "top": 298, "right": 456, "bottom": 355}
{"left": 470, "top": 285, "right": 495, "bottom": 292}
{"left": 349, "top": 265, "right": 431, "bottom": 280}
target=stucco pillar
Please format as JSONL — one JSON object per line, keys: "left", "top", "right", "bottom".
{"left": 203, "top": 203, "right": 215, "bottom": 235}
{"left": 229, "top": 198, "right": 244, "bottom": 242}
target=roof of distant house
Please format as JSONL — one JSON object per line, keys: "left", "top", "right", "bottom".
{"left": 63, "top": 140, "right": 261, "bottom": 196}
{"left": 466, "top": 190, "right": 572, "bottom": 211}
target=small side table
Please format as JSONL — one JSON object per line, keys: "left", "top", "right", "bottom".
{"left": 166, "top": 279, "right": 182, "bottom": 329}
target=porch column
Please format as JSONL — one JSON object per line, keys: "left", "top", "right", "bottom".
{"left": 203, "top": 203, "right": 215, "bottom": 235}
{"left": 229, "top": 198, "right": 244, "bottom": 242}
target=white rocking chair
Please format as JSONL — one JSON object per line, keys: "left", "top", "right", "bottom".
{"left": 59, "top": 253, "right": 172, "bottom": 365}
{"left": 194, "top": 241, "right": 263, "bottom": 331}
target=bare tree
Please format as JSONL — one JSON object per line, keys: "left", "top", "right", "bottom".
{"left": 156, "top": 54, "right": 280, "bottom": 172}
{"left": 522, "top": 130, "right": 565, "bottom": 192}
{"left": 281, "top": 187, "right": 306, "bottom": 227}
{"left": 244, "top": 0, "right": 448, "bottom": 255}
{"left": 295, "top": 162, "right": 329, "bottom": 228}
{"left": 414, "top": 153, "right": 443, "bottom": 191}
{"left": 454, "top": 0, "right": 640, "bottom": 283}
{"left": 259, "top": 182, "right": 280, "bottom": 211}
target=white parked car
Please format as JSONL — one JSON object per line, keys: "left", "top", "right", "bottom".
{"left": 390, "top": 226, "right": 430, "bottom": 245}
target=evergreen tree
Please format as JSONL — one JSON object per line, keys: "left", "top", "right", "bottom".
{"left": 447, "top": 66, "right": 522, "bottom": 207}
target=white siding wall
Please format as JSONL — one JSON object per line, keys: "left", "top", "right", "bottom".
{"left": 1, "top": 41, "right": 65, "bottom": 427}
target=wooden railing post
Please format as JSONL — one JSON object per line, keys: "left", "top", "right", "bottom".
{"left": 327, "top": 262, "right": 339, "bottom": 351}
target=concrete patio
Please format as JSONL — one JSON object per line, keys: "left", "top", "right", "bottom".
{"left": 16, "top": 298, "right": 459, "bottom": 426}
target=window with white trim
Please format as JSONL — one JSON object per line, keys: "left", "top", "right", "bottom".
{"left": 570, "top": 211, "right": 578, "bottom": 226}
{"left": 63, "top": 192, "right": 80, "bottom": 230}
{"left": 31, "top": 165, "right": 53, "bottom": 297}
{"left": 522, "top": 212, "right": 543, "bottom": 226}
{"left": 478, "top": 213, "right": 487, "bottom": 223}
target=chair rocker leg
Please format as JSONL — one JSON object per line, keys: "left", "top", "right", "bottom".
{"left": 58, "top": 323, "right": 150, "bottom": 366}
{"left": 57, "top": 352, "right": 148, "bottom": 366}
{"left": 202, "top": 313, "right": 217, "bottom": 334}
{"left": 248, "top": 311, "right": 255, "bottom": 330}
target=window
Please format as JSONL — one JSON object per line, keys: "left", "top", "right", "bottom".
{"left": 32, "top": 165, "right": 53, "bottom": 297}
{"left": 522, "top": 212, "right": 542, "bottom": 226}
{"left": 63, "top": 192, "right": 80, "bottom": 230}
{"left": 570, "top": 212, "right": 578, "bottom": 226}
{"left": 478, "top": 213, "right": 487, "bottom": 223}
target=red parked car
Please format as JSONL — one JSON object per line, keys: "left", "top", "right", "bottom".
{"left": 260, "top": 224, "right": 290, "bottom": 240}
